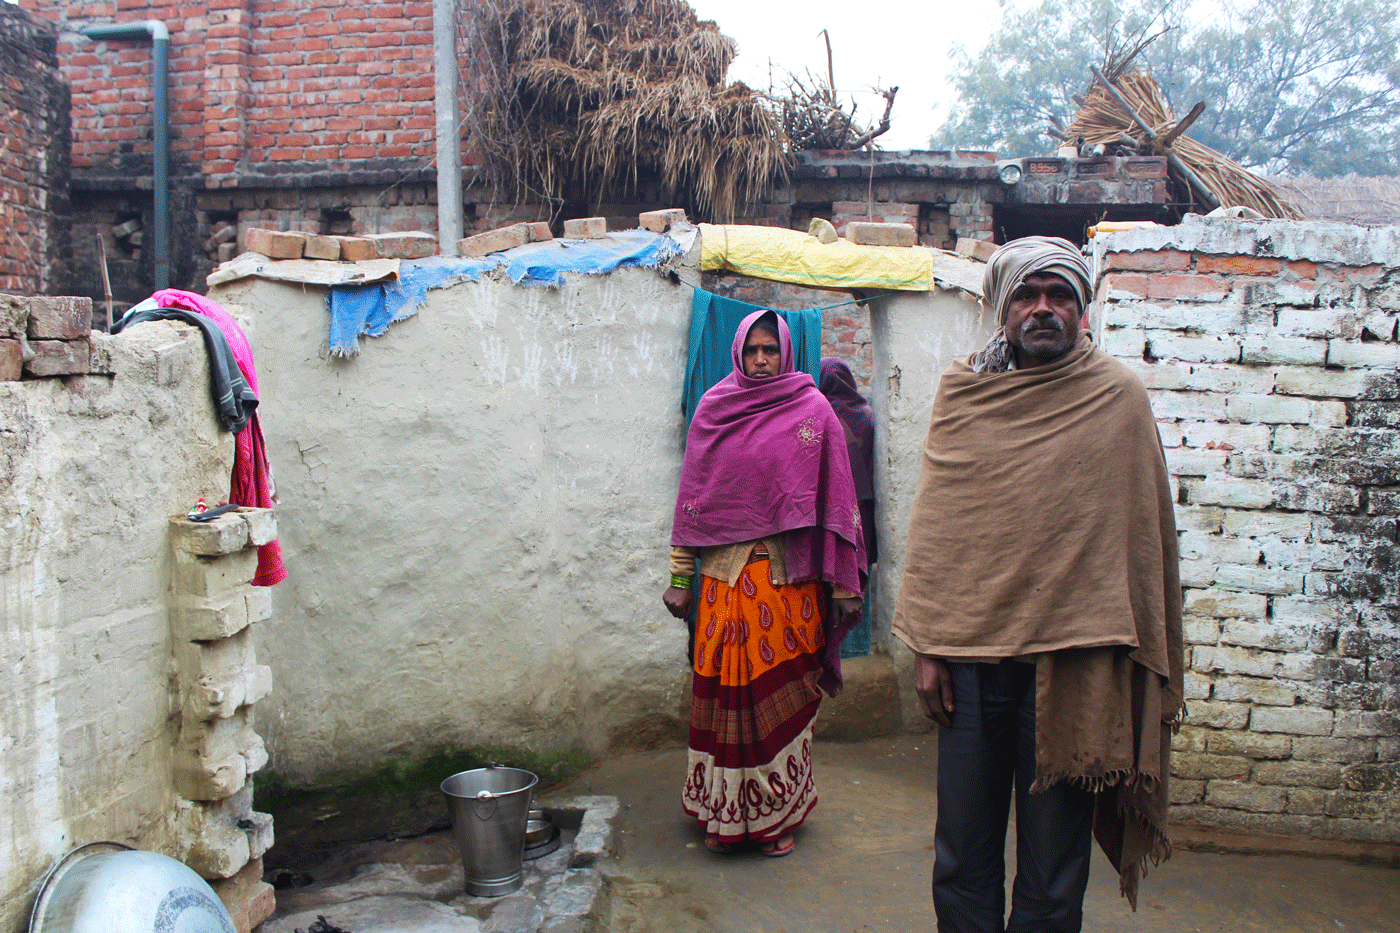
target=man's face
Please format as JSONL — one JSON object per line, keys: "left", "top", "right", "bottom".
{"left": 1004, "top": 272, "right": 1082, "bottom": 366}
{"left": 741, "top": 325, "right": 781, "bottom": 378}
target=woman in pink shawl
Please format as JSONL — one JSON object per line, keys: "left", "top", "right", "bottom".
{"left": 663, "top": 310, "right": 866, "bottom": 857}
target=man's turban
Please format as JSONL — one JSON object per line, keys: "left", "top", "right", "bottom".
{"left": 983, "top": 236, "right": 1093, "bottom": 325}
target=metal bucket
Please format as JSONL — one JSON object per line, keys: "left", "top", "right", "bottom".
{"left": 440, "top": 765, "right": 539, "bottom": 896}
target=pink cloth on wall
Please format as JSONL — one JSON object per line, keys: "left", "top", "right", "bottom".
{"left": 153, "top": 289, "right": 287, "bottom": 586}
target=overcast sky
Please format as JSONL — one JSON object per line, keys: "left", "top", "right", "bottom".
{"left": 685, "top": 0, "right": 1007, "bottom": 150}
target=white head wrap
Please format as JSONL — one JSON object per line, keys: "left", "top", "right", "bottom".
{"left": 982, "top": 236, "right": 1092, "bottom": 325}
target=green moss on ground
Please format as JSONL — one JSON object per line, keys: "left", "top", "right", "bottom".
{"left": 254, "top": 744, "right": 593, "bottom": 865}
{"left": 257, "top": 744, "right": 591, "bottom": 808}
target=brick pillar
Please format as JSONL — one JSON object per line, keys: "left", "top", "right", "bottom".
{"left": 202, "top": 0, "right": 253, "bottom": 182}
{"left": 0, "top": 295, "right": 94, "bottom": 379}
{"left": 168, "top": 507, "right": 278, "bottom": 933}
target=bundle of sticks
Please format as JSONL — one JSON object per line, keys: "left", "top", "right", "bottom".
{"left": 1059, "top": 66, "right": 1302, "bottom": 220}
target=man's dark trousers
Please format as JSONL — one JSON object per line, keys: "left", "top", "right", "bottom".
{"left": 933, "top": 660, "right": 1095, "bottom": 933}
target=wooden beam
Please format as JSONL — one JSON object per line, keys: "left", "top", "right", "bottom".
{"left": 1160, "top": 101, "right": 1206, "bottom": 149}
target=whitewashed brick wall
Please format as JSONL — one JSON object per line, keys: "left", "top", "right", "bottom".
{"left": 1093, "top": 218, "right": 1400, "bottom": 843}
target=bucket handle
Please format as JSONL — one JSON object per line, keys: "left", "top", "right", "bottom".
{"left": 471, "top": 793, "right": 499, "bottom": 821}
{"left": 469, "top": 763, "right": 509, "bottom": 821}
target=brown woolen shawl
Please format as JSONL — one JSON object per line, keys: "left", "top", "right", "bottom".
{"left": 892, "top": 333, "right": 1184, "bottom": 908}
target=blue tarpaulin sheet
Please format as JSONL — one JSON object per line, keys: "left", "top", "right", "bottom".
{"left": 502, "top": 228, "right": 685, "bottom": 286}
{"left": 327, "top": 229, "right": 687, "bottom": 355}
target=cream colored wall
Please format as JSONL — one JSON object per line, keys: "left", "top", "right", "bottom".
{"left": 1, "top": 323, "right": 233, "bottom": 933}
{"left": 213, "top": 267, "right": 990, "bottom": 781}
{"left": 868, "top": 290, "right": 997, "bottom": 724}
{"left": 214, "top": 270, "right": 696, "bottom": 780}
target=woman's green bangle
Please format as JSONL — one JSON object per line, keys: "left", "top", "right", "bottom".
{"left": 670, "top": 574, "right": 693, "bottom": 589}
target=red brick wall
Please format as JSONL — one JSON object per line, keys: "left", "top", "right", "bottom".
{"left": 241, "top": 0, "right": 435, "bottom": 176}
{"left": 22, "top": 0, "right": 437, "bottom": 182}
{"left": 22, "top": 0, "right": 197, "bottom": 174}
{"left": 1, "top": 6, "right": 71, "bottom": 295}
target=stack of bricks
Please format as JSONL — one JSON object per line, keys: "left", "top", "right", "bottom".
{"left": 242, "top": 227, "right": 437, "bottom": 261}
{"left": 0, "top": 295, "right": 94, "bottom": 381}
{"left": 1095, "top": 220, "right": 1400, "bottom": 842}
{"left": 168, "top": 508, "right": 279, "bottom": 933}
{"left": 456, "top": 220, "right": 553, "bottom": 258}
{"left": 832, "top": 200, "right": 917, "bottom": 231}
{"left": 0, "top": 5, "right": 70, "bottom": 296}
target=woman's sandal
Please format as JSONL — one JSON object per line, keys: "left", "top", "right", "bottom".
{"left": 760, "top": 836, "right": 796, "bottom": 858}
{"left": 704, "top": 837, "right": 736, "bottom": 853}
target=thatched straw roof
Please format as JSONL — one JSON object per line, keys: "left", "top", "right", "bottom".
{"left": 1268, "top": 174, "right": 1400, "bottom": 226}
{"left": 1060, "top": 67, "right": 1302, "bottom": 220}
{"left": 462, "top": 0, "right": 790, "bottom": 222}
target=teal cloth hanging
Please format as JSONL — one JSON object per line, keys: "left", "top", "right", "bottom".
{"left": 682, "top": 289, "right": 823, "bottom": 435}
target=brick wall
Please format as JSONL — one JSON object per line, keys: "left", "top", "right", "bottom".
{"left": 22, "top": 0, "right": 439, "bottom": 303}
{"left": 1094, "top": 218, "right": 1400, "bottom": 841}
{"left": 0, "top": 6, "right": 71, "bottom": 295}
{"left": 786, "top": 174, "right": 1000, "bottom": 249}
{"left": 22, "top": 0, "right": 435, "bottom": 181}
{"left": 239, "top": 0, "right": 435, "bottom": 178}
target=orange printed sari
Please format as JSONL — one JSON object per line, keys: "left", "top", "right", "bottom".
{"left": 683, "top": 559, "right": 826, "bottom": 845}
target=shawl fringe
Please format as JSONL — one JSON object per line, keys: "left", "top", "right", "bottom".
{"left": 1029, "top": 764, "right": 1174, "bottom": 912}
{"left": 1114, "top": 796, "right": 1174, "bottom": 910}
{"left": 1029, "top": 766, "right": 1158, "bottom": 797}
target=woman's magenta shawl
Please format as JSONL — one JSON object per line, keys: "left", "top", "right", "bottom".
{"left": 671, "top": 310, "right": 866, "bottom": 597}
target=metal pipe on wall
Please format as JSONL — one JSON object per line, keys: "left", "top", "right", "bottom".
{"left": 81, "top": 20, "right": 171, "bottom": 290}
{"left": 431, "top": 0, "right": 464, "bottom": 255}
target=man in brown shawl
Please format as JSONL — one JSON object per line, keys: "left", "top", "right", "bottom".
{"left": 892, "top": 236, "right": 1184, "bottom": 932}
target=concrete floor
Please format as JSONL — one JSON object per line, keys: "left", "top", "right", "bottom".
{"left": 551, "top": 734, "right": 1400, "bottom": 933}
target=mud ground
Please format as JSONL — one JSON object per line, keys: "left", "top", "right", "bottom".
{"left": 559, "top": 735, "right": 1400, "bottom": 933}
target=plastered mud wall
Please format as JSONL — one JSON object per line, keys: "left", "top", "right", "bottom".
{"left": 213, "top": 269, "right": 698, "bottom": 780}
{"left": 868, "top": 289, "right": 997, "bottom": 724}
{"left": 1094, "top": 218, "right": 1400, "bottom": 842}
{"left": 1, "top": 316, "right": 256, "bottom": 932}
{"left": 211, "top": 265, "right": 988, "bottom": 782}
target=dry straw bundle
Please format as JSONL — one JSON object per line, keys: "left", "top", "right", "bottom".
{"left": 1063, "top": 68, "right": 1303, "bottom": 220}
{"left": 461, "top": 0, "right": 790, "bottom": 222}
{"left": 1269, "top": 174, "right": 1400, "bottom": 225}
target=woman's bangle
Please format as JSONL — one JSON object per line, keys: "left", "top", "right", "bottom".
{"left": 670, "top": 574, "right": 693, "bottom": 590}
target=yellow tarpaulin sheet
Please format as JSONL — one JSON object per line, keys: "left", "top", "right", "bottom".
{"left": 697, "top": 223, "right": 984, "bottom": 296}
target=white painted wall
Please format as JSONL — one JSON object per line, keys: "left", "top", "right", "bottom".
{"left": 1, "top": 323, "right": 233, "bottom": 933}
{"left": 214, "top": 270, "right": 696, "bottom": 780}
{"left": 212, "top": 265, "right": 990, "bottom": 781}
{"left": 868, "top": 290, "right": 997, "bottom": 723}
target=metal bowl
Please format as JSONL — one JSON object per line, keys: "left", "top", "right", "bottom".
{"left": 30, "top": 842, "right": 236, "bottom": 933}
{"left": 524, "top": 808, "right": 561, "bottom": 859}
{"left": 524, "top": 817, "right": 555, "bottom": 847}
